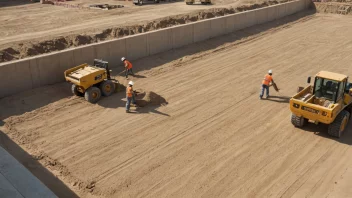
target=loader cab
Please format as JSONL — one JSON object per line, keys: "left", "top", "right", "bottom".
{"left": 313, "top": 71, "right": 348, "bottom": 104}
{"left": 94, "top": 59, "right": 111, "bottom": 79}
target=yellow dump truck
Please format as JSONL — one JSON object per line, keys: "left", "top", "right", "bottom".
{"left": 64, "top": 59, "right": 116, "bottom": 103}
{"left": 290, "top": 71, "right": 352, "bottom": 138}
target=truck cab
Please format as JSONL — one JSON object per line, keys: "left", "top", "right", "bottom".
{"left": 290, "top": 71, "right": 352, "bottom": 138}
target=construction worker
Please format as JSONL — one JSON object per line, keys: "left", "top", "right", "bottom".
{"left": 126, "top": 81, "right": 136, "bottom": 113}
{"left": 260, "top": 70, "right": 274, "bottom": 99}
{"left": 121, "top": 57, "right": 134, "bottom": 79}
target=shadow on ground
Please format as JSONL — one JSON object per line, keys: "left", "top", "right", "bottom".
{"left": 297, "top": 119, "right": 352, "bottom": 145}
{"left": 266, "top": 95, "right": 291, "bottom": 103}
{"left": 0, "top": 0, "right": 35, "bottom": 7}
{"left": 0, "top": 130, "right": 79, "bottom": 198}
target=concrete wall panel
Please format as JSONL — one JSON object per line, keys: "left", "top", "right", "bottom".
{"left": 59, "top": 50, "right": 75, "bottom": 72}
{"left": 210, "top": 17, "right": 227, "bottom": 38}
{"left": 29, "top": 59, "right": 41, "bottom": 89}
{"left": 243, "top": 10, "right": 257, "bottom": 29}
{"left": 0, "top": 62, "right": 18, "bottom": 98}
{"left": 171, "top": 24, "right": 194, "bottom": 49}
{"left": 147, "top": 29, "right": 172, "bottom": 56}
{"left": 267, "top": 5, "right": 279, "bottom": 22}
{"left": 94, "top": 42, "right": 111, "bottom": 63}
{"left": 277, "top": 3, "right": 287, "bottom": 18}
{"left": 108, "top": 39, "right": 126, "bottom": 68}
{"left": 256, "top": 8, "right": 269, "bottom": 25}
{"left": 193, "top": 20, "right": 211, "bottom": 43}
{"left": 126, "top": 34, "right": 148, "bottom": 61}
{"left": 36, "top": 53, "right": 63, "bottom": 85}
{"left": 73, "top": 45, "right": 95, "bottom": 66}
{"left": 225, "top": 14, "right": 240, "bottom": 33}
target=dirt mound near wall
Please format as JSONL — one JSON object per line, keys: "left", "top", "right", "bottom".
{"left": 135, "top": 90, "right": 168, "bottom": 107}
{"left": 0, "top": 0, "right": 289, "bottom": 63}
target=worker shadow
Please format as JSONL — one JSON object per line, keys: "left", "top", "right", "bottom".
{"left": 265, "top": 96, "right": 290, "bottom": 103}
{"left": 136, "top": 104, "right": 170, "bottom": 116}
{"left": 132, "top": 74, "right": 147, "bottom": 79}
{"left": 0, "top": 130, "right": 79, "bottom": 198}
{"left": 301, "top": 119, "right": 352, "bottom": 146}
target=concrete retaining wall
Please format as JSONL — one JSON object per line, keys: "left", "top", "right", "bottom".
{"left": 0, "top": 0, "right": 310, "bottom": 98}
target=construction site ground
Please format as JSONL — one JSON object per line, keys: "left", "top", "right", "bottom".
{"left": 1, "top": 11, "right": 352, "bottom": 198}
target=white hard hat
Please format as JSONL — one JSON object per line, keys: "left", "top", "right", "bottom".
{"left": 128, "top": 81, "right": 134, "bottom": 86}
{"left": 121, "top": 57, "right": 126, "bottom": 61}
{"left": 268, "top": 70, "right": 273, "bottom": 74}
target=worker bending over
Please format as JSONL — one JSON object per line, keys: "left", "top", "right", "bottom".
{"left": 121, "top": 57, "right": 134, "bottom": 79}
{"left": 260, "top": 70, "right": 274, "bottom": 99}
{"left": 126, "top": 81, "right": 136, "bottom": 113}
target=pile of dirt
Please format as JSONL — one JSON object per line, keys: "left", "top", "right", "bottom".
{"left": 0, "top": 0, "right": 289, "bottom": 63}
{"left": 134, "top": 90, "right": 167, "bottom": 107}
{"left": 314, "top": 2, "right": 352, "bottom": 14}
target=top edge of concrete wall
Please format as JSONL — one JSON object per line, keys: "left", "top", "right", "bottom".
{"left": 0, "top": 0, "right": 306, "bottom": 67}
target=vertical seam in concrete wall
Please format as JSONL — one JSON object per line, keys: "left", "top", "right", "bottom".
{"left": 29, "top": 60, "right": 34, "bottom": 89}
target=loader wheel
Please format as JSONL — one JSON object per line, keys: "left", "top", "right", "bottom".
{"left": 100, "top": 80, "right": 115, "bottom": 96}
{"left": 85, "top": 87, "right": 101, "bottom": 103}
{"left": 291, "top": 114, "right": 306, "bottom": 128}
{"left": 71, "top": 84, "right": 83, "bottom": 97}
{"left": 328, "top": 110, "right": 350, "bottom": 138}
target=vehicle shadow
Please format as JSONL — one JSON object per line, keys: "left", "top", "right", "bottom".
{"left": 265, "top": 96, "right": 291, "bottom": 103}
{"left": 300, "top": 119, "right": 352, "bottom": 145}
{"left": 0, "top": 130, "right": 79, "bottom": 198}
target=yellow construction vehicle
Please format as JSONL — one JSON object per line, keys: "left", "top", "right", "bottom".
{"left": 290, "top": 71, "right": 352, "bottom": 138}
{"left": 64, "top": 59, "right": 117, "bottom": 103}
{"left": 185, "top": 0, "right": 211, "bottom": 5}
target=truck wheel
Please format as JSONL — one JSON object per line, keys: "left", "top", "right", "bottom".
{"left": 100, "top": 80, "right": 115, "bottom": 96}
{"left": 328, "top": 110, "right": 350, "bottom": 138}
{"left": 85, "top": 87, "right": 101, "bottom": 103}
{"left": 134, "top": 3, "right": 138, "bottom": 5}
{"left": 291, "top": 114, "right": 306, "bottom": 128}
{"left": 155, "top": 0, "right": 160, "bottom": 3}
{"left": 71, "top": 84, "right": 83, "bottom": 96}
{"left": 138, "top": 0, "right": 143, "bottom": 5}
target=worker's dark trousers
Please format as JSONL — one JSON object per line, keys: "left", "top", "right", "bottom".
{"left": 126, "top": 95, "right": 136, "bottom": 110}
{"left": 260, "top": 84, "right": 269, "bottom": 98}
{"left": 125, "top": 68, "right": 134, "bottom": 78}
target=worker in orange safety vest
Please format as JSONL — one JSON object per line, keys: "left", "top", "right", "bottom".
{"left": 260, "top": 70, "right": 274, "bottom": 99}
{"left": 126, "top": 81, "right": 137, "bottom": 113}
{"left": 121, "top": 57, "right": 134, "bottom": 79}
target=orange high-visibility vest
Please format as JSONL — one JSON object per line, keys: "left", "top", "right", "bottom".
{"left": 124, "top": 60, "right": 133, "bottom": 69}
{"left": 262, "top": 74, "right": 273, "bottom": 85}
{"left": 126, "top": 86, "right": 133, "bottom": 97}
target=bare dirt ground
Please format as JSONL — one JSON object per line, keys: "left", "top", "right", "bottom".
{"left": 0, "top": 0, "right": 291, "bottom": 62}
{"left": 1, "top": 12, "right": 352, "bottom": 198}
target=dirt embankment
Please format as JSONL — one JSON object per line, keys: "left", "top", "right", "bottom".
{"left": 0, "top": 0, "right": 288, "bottom": 63}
